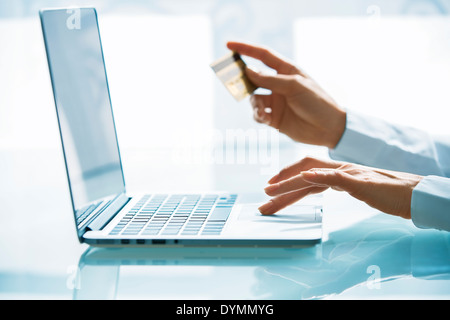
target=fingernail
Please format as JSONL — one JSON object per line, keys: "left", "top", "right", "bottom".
{"left": 256, "top": 108, "right": 263, "bottom": 119}
{"left": 301, "top": 170, "right": 317, "bottom": 178}
{"left": 258, "top": 201, "right": 274, "bottom": 215}
{"left": 268, "top": 173, "right": 280, "bottom": 184}
{"left": 261, "top": 113, "right": 272, "bottom": 125}
{"left": 260, "top": 112, "right": 269, "bottom": 124}
{"left": 264, "top": 183, "right": 280, "bottom": 194}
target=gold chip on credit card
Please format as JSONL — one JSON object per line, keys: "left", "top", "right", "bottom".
{"left": 210, "top": 51, "right": 258, "bottom": 101}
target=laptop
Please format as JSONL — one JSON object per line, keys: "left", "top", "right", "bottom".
{"left": 40, "top": 7, "right": 322, "bottom": 246}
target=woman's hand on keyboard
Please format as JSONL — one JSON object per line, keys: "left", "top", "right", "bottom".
{"left": 258, "top": 156, "right": 423, "bottom": 220}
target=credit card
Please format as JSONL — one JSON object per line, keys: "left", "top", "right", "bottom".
{"left": 210, "top": 51, "right": 257, "bottom": 101}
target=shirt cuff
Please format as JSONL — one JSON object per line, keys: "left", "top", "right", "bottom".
{"left": 328, "top": 111, "right": 383, "bottom": 164}
{"left": 329, "top": 110, "right": 443, "bottom": 176}
{"left": 411, "top": 175, "right": 450, "bottom": 231}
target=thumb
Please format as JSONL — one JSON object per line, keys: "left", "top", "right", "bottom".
{"left": 245, "top": 67, "right": 301, "bottom": 95}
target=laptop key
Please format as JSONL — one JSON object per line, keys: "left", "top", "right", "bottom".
{"left": 208, "top": 206, "right": 232, "bottom": 221}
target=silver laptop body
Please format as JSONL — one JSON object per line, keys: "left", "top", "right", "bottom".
{"left": 40, "top": 7, "right": 322, "bottom": 246}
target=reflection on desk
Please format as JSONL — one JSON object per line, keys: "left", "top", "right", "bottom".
{"left": 74, "top": 213, "right": 450, "bottom": 300}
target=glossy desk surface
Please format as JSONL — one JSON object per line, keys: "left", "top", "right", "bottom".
{"left": 1, "top": 147, "right": 449, "bottom": 300}
{"left": 75, "top": 214, "right": 450, "bottom": 300}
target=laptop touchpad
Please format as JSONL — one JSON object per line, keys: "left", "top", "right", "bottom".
{"left": 237, "top": 204, "right": 321, "bottom": 223}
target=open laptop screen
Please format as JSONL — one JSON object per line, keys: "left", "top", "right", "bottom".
{"left": 40, "top": 8, "right": 125, "bottom": 215}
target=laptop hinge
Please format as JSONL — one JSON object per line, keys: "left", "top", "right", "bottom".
{"left": 86, "top": 193, "right": 130, "bottom": 231}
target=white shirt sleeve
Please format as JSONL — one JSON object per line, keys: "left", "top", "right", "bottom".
{"left": 329, "top": 110, "right": 450, "bottom": 231}
{"left": 411, "top": 176, "right": 450, "bottom": 231}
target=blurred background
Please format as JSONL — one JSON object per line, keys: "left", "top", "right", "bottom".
{"left": 1, "top": 0, "right": 450, "bottom": 200}
{"left": 1, "top": 0, "right": 450, "bottom": 299}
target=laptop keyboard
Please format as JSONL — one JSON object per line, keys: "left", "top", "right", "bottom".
{"left": 109, "top": 194, "right": 237, "bottom": 237}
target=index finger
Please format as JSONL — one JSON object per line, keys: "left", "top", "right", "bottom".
{"left": 226, "top": 41, "right": 300, "bottom": 75}
{"left": 268, "top": 157, "right": 342, "bottom": 184}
